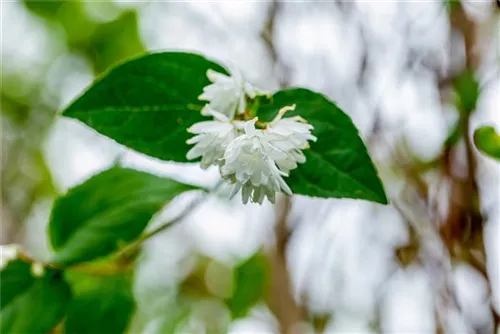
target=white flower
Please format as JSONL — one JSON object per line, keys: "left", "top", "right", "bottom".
{"left": 220, "top": 119, "right": 292, "bottom": 204}
{"left": 199, "top": 68, "right": 265, "bottom": 119}
{"left": 186, "top": 109, "right": 239, "bottom": 169}
{"left": 0, "top": 244, "right": 20, "bottom": 270}
{"left": 266, "top": 105, "right": 317, "bottom": 174}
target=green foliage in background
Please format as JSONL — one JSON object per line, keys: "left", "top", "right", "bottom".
{"left": 65, "top": 272, "right": 135, "bottom": 334}
{"left": 474, "top": 126, "right": 500, "bottom": 161}
{"left": 227, "top": 253, "right": 270, "bottom": 318}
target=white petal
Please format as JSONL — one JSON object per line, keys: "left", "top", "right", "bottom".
{"left": 242, "top": 183, "right": 252, "bottom": 204}
{"left": 186, "top": 135, "right": 202, "bottom": 145}
{"left": 207, "top": 69, "right": 230, "bottom": 83}
{"left": 253, "top": 186, "right": 265, "bottom": 204}
{"left": 244, "top": 118, "right": 258, "bottom": 135}
{"left": 237, "top": 93, "right": 246, "bottom": 115}
{"left": 229, "top": 182, "right": 242, "bottom": 199}
{"left": 186, "top": 146, "right": 203, "bottom": 160}
{"left": 278, "top": 177, "right": 292, "bottom": 195}
{"left": 189, "top": 121, "right": 227, "bottom": 134}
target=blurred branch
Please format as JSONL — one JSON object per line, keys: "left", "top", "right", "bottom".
{"left": 393, "top": 2, "right": 498, "bottom": 332}
{"left": 392, "top": 195, "right": 467, "bottom": 333}
{"left": 445, "top": 4, "right": 500, "bottom": 332}
{"left": 261, "top": 1, "right": 290, "bottom": 87}
{"left": 268, "top": 196, "right": 305, "bottom": 334}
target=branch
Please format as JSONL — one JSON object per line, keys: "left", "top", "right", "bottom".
{"left": 114, "top": 181, "right": 222, "bottom": 261}
{"left": 268, "top": 196, "right": 304, "bottom": 334}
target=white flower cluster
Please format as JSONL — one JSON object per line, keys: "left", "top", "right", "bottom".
{"left": 187, "top": 68, "right": 316, "bottom": 204}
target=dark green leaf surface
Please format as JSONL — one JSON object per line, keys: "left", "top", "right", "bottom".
{"left": 258, "top": 89, "right": 388, "bottom": 204}
{"left": 49, "top": 166, "right": 199, "bottom": 265}
{"left": 63, "top": 52, "right": 227, "bottom": 162}
{"left": 64, "top": 273, "right": 134, "bottom": 334}
{"left": 227, "top": 253, "right": 269, "bottom": 318}
{"left": 0, "top": 260, "right": 34, "bottom": 310}
{"left": 474, "top": 126, "right": 500, "bottom": 161}
{"left": 0, "top": 261, "right": 71, "bottom": 334}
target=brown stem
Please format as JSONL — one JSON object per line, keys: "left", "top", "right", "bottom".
{"left": 439, "top": 2, "right": 499, "bottom": 332}
{"left": 268, "top": 196, "right": 304, "bottom": 334}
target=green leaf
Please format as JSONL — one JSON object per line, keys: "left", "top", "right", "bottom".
{"left": 257, "top": 89, "right": 388, "bottom": 204}
{"left": 0, "top": 260, "right": 34, "bottom": 310}
{"left": 0, "top": 261, "right": 71, "bottom": 334}
{"left": 227, "top": 253, "right": 269, "bottom": 318}
{"left": 23, "top": 0, "right": 65, "bottom": 20}
{"left": 49, "top": 166, "right": 199, "bottom": 265}
{"left": 87, "top": 10, "right": 145, "bottom": 74}
{"left": 453, "top": 70, "right": 480, "bottom": 114}
{"left": 64, "top": 272, "right": 135, "bottom": 334}
{"left": 63, "top": 52, "right": 227, "bottom": 162}
{"left": 474, "top": 126, "right": 500, "bottom": 161}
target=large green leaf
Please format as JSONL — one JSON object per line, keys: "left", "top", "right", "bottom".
{"left": 63, "top": 52, "right": 227, "bottom": 162}
{"left": 64, "top": 272, "right": 135, "bottom": 333}
{"left": 258, "top": 89, "right": 388, "bottom": 204}
{"left": 0, "top": 260, "right": 71, "bottom": 333}
{"left": 49, "top": 166, "right": 199, "bottom": 265}
{"left": 474, "top": 126, "right": 500, "bottom": 161}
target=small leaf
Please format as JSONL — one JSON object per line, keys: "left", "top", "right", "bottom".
{"left": 88, "top": 10, "right": 145, "bottom": 74}
{"left": 49, "top": 166, "right": 199, "bottom": 265}
{"left": 474, "top": 126, "right": 500, "bottom": 161}
{"left": 64, "top": 272, "right": 135, "bottom": 334}
{"left": 0, "top": 260, "right": 71, "bottom": 334}
{"left": 63, "top": 52, "right": 227, "bottom": 162}
{"left": 453, "top": 70, "right": 480, "bottom": 114}
{"left": 227, "top": 253, "right": 269, "bottom": 318}
{"left": 444, "top": 118, "right": 463, "bottom": 147}
{"left": 258, "top": 89, "right": 388, "bottom": 204}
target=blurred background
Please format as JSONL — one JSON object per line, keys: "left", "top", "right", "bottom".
{"left": 1, "top": 1, "right": 499, "bottom": 333}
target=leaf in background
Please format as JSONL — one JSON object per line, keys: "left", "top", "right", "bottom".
{"left": 257, "top": 89, "right": 388, "bottom": 204}
{"left": 474, "top": 126, "right": 500, "bottom": 161}
{"left": 444, "top": 0, "right": 460, "bottom": 12}
{"left": 64, "top": 272, "right": 134, "bottom": 334}
{"left": 0, "top": 261, "right": 71, "bottom": 334}
{"left": 22, "top": 0, "right": 65, "bottom": 20}
{"left": 453, "top": 70, "right": 480, "bottom": 114}
{"left": 227, "top": 253, "right": 270, "bottom": 318}
{"left": 49, "top": 166, "right": 199, "bottom": 265}
{"left": 63, "top": 52, "right": 227, "bottom": 162}
{"left": 88, "top": 10, "right": 145, "bottom": 74}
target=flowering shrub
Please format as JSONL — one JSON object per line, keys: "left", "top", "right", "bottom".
{"left": 0, "top": 51, "right": 387, "bottom": 333}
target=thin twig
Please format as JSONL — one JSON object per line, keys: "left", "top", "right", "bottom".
{"left": 268, "top": 196, "right": 304, "bottom": 334}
